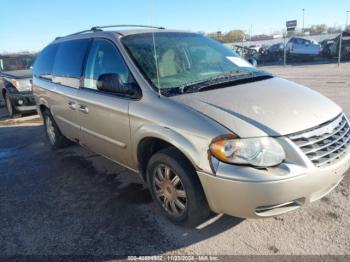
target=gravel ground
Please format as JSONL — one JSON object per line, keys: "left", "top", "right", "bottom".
{"left": 0, "top": 63, "right": 349, "bottom": 257}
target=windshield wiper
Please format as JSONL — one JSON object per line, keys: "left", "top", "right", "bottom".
{"left": 198, "top": 73, "right": 273, "bottom": 92}
{"left": 180, "top": 71, "right": 272, "bottom": 94}
{"left": 175, "top": 70, "right": 252, "bottom": 94}
{"left": 159, "top": 71, "right": 272, "bottom": 96}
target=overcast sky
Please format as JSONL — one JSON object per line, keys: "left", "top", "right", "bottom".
{"left": 0, "top": 0, "right": 349, "bottom": 53}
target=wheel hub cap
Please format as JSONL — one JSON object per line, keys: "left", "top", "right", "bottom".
{"left": 153, "top": 164, "right": 187, "bottom": 217}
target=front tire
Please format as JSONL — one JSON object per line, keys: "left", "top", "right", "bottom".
{"left": 147, "top": 148, "right": 210, "bottom": 226}
{"left": 4, "top": 93, "right": 18, "bottom": 118}
{"left": 43, "top": 110, "right": 71, "bottom": 149}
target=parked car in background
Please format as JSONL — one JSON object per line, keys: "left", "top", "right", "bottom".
{"left": 267, "top": 42, "right": 284, "bottom": 62}
{"left": 248, "top": 44, "right": 261, "bottom": 53}
{"left": 231, "top": 45, "right": 258, "bottom": 66}
{"left": 329, "top": 31, "right": 350, "bottom": 59}
{"left": 320, "top": 39, "right": 335, "bottom": 57}
{"left": 34, "top": 26, "right": 350, "bottom": 226}
{"left": 257, "top": 44, "right": 269, "bottom": 54}
{"left": 286, "top": 37, "right": 322, "bottom": 60}
{"left": 268, "top": 42, "right": 284, "bottom": 53}
{"left": 0, "top": 54, "right": 36, "bottom": 117}
{"left": 254, "top": 43, "right": 284, "bottom": 64}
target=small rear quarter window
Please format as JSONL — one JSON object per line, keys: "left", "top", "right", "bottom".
{"left": 33, "top": 44, "right": 59, "bottom": 79}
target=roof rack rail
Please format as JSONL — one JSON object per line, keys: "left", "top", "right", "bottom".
{"left": 91, "top": 24, "right": 165, "bottom": 30}
{"left": 55, "top": 24, "right": 165, "bottom": 40}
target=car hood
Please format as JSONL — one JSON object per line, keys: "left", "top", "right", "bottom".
{"left": 0, "top": 69, "right": 32, "bottom": 79}
{"left": 171, "top": 77, "right": 342, "bottom": 137}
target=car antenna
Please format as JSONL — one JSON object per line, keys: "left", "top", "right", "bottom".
{"left": 152, "top": 32, "right": 161, "bottom": 98}
{"left": 150, "top": 0, "right": 161, "bottom": 98}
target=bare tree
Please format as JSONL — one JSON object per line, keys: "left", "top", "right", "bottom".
{"left": 309, "top": 24, "right": 327, "bottom": 35}
{"left": 207, "top": 30, "right": 244, "bottom": 43}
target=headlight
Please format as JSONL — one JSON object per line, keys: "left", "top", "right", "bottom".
{"left": 11, "top": 79, "right": 20, "bottom": 89}
{"left": 10, "top": 79, "right": 32, "bottom": 92}
{"left": 209, "top": 135, "right": 285, "bottom": 167}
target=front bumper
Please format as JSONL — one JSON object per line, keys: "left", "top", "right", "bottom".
{"left": 8, "top": 93, "right": 36, "bottom": 112}
{"left": 198, "top": 148, "right": 350, "bottom": 218}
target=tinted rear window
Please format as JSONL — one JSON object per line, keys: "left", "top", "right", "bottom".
{"left": 33, "top": 44, "right": 59, "bottom": 78}
{"left": 52, "top": 39, "right": 90, "bottom": 78}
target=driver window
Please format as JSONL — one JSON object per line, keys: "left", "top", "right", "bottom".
{"left": 83, "top": 39, "right": 129, "bottom": 90}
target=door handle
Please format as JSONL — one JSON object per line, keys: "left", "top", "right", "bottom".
{"left": 68, "top": 101, "right": 77, "bottom": 110}
{"left": 79, "top": 105, "right": 89, "bottom": 114}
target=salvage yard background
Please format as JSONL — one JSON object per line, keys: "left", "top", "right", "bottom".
{"left": 0, "top": 63, "right": 349, "bottom": 256}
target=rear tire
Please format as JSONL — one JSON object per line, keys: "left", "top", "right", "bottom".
{"left": 147, "top": 148, "right": 210, "bottom": 227}
{"left": 43, "top": 109, "right": 71, "bottom": 150}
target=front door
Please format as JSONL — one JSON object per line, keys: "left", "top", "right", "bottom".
{"left": 76, "top": 38, "right": 132, "bottom": 166}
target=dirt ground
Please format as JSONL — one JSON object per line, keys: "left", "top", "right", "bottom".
{"left": 0, "top": 63, "right": 349, "bottom": 257}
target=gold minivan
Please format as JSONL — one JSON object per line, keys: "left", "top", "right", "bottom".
{"left": 33, "top": 26, "right": 350, "bottom": 226}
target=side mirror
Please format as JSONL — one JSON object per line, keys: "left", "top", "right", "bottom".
{"left": 97, "top": 73, "right": 126, "bottom": 94}
{"left": 96, "top": 73, "right": 141, "bottom": 98}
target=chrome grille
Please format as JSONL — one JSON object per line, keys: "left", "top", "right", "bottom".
{"left": 289, "top": 114, "right": 350, "bottom": 167}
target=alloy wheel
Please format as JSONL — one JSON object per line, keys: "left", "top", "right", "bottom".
{"left": 152, "top": 164, "right": 187, "bottom": 217}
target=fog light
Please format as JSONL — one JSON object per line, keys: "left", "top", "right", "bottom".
{"left": 18, "top": 99, "right": 23, "bottom": 105}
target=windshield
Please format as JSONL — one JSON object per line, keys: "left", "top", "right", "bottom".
{"left": 122, "top": 32, "right": 259, "bottom": 91}
{"left": 0, "top": 55, "right": 35, "bottom": 71}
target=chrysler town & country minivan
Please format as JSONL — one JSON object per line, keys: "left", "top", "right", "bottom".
{"left": 33, "top": 26, "right": 350, "bottom": 226}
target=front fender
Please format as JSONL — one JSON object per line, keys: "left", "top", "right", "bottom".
{"left": 131, "top": 124, "right": 207, "bottom": 172}
{"left": 3, "top": 80, "right": 18, "bottom": 94}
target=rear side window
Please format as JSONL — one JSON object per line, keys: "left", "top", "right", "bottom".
{"left": 52, "top": 39, "right": 90, "bottom": 78}
{"left": 33, "top": 44, "right": 59, "bottom": 80}
{"left": 295, "top": 38, "right": 304, "bottom": 45}
{"left": 290, "top": 38, "right": 298, "bottom": 44}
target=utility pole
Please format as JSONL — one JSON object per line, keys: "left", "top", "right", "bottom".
{"left": 346, "top": 10, "right": 349, "bottom": 29}
{"left": 250, "top": 24, "right": 252, "bottom": 41}
{"left": 283, "top": 29, "right": 287, "bottom": 66}
{"left": 302, "top": 8, "right": 305, "bottom": 33}
{"left": 241, "top": 33, "right": 245, "bottom": 57}
{"left": 338, "top": 32, "right": 342, "bottom": 67}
